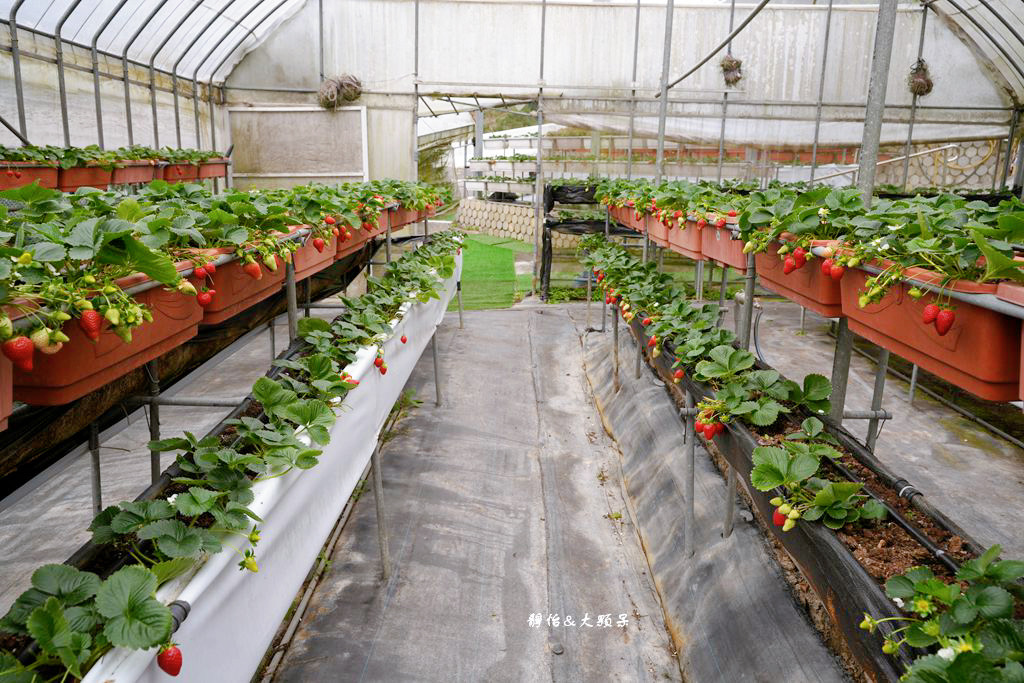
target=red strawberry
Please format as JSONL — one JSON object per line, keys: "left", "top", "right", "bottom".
{"left": 820, "top": 258, "right": 834, "bottom": 276}
{"left": 715, "top": 422, "right": 726, "bottom": 435}
{"left": 772, "top": 508, "right": 787, "bottom": 527}
{"left": 935, "top": 308, "right": 955, "bottom": 336}
{"left": 727, "top": 209, "right": 737, "bottom": 217}
{"left": 4, "top": 170, "right": 11, "bottom": 177}
{"left": 242, "top": 262, "right": 262, "bottom": 280}
{"left": 673, "top": 210, "right": 682, "bottom": 219}
{"left": 193, "top": 266, "right": 208, "bottom": 279}
{"left": 829, "top": 264, "right": 845, "bottom": 281}
{"left": 703, "top": 423, "right": 717, "bottom": 439}
{"left": 312, "top": 237, "right": 326, "bottom": 253}
{"left": 331, "top": 227, "right": 340, "bottom": 237}
{"left": 325, "top": 215, "right": 336, "bottom": 225}
{"left": 783, "top": 257, "right": 797, "bottom": 275}
{"left": 14, "top": 171, "right": 21, "bottom": 179}
{"left": 695, "top": 421, "right": 704, "bottom": 435}
{"left": 78, "top": 310, "right": 103, "bottom": 341}
{"left": 792, "top": 247, "right": 807, "bottom": 268}
{"left": 374, "top": 357, "right": 383, "bottom": 367}
{"left": 380, "top": 364, "right": 388, "bottom": 375}
{"left": 400, "top": 335, "right": 407, "bottom": 344}
{"left": 672, "top": 369, "right": 684, "bottom": 383}
{"left": 157, "top": 644, "right": 182, "bottom": 676}
{"left": 697, "top": 218, "right": 707, "bottom": 229}
{"left": 922, "top": 303, "right": 940, "bottom": 325}
{"left": 204, "top": 261, "right": 216, "bottom": 275}
{"left": 647, "top": 335, "right": 657, "bottom": 348}
{"left": 197, "top": 291, "right": 213, "bottom": 307}
{"left": 642, "top": 317, "right": 652, "bottom": 326}
{"left": 3, "top": 336, "right": 34, "bottom": 372}
{"left": 715, "top": 218, "right": 726, "bottom": 228}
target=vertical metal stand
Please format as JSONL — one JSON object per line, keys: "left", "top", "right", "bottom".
{"left": 586, "top": 270, "right": 592, "bottom": 328}
{"left": 866, "top": 349, "right": 890, "bottom": 451}
{"left": 385, "top": 210, "right": 393, "bottom": 264}
{"left": 612, "top": 304, "right": 620, "bottom": 392}
{"left": 370, "top": 443, "right": 391, "bottom": 580}
{"left": 456, "top": 281, "right": 464, "bottom": 329}
{"left": 431, "top": 330, "right": 442, "bottom": 407}
{"left": 908, "top": 364, "right": 919, "bottom": 405}
{"left": 285, "top": 263, "right": 298, "bottom": 343}
{"left": 601, "top": 208, "right": 609, "bottom": 333}
{"left": 717, "top": 266, "right": 729, "bottom": 308}
{"left": 856, "top": 0, "right": 899, "bottom": 200}
{"left": 829, "top": 318, "right": 854, "bottom": 424}
{"left": 147, "top": 359, "right": 160, "bottom": 484}
{"left": 738, "top": 254, "right": 756, "bottom": 348}
{"left": 89, "top": 422, "right": 102, "bottom": 514}
{"left": 722, "top": 465, "right": 736, "bottom": 538}
{"left": 683, "top": 391, "right": 696, "bottom": 557}
{"left": 268, "top": 318, "right": 276, "bottom": 360}
{"left": 694, "top": 260, "right": 705, "bottom": 301}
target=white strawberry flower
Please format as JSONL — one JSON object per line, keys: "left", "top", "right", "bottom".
{"left": 893, "top": 597, "right": 904, "bottom": 608}
{"left": 166, "top": 494, "right": 177, "bottom": 506}
{"left": 938, "top": 647, "right": 955, "bottom": 661}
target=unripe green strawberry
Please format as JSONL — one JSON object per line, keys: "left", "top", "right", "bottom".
{"left": 29, "top": 327, "right": 51, "bottom": 351}
{"left": 177, "top": 280, "right": 197, "bottom": 296}
{"left": 51, "top": 330, "right": 70, "bottom": 343}
{"left": 52, "top": 311, "right": 71, "bottom": 322}
{"left": 75, "top": 299, "right": 93, "bottom": 310}
{"left": 0, "top": 316, "right": 12, "bottom": 339}
{"left": 782, "top": 518, "right": 796, "bottom": 532}
{"left": 83, "top": 274, "right": 97, "bottom": 284}
{"left": 777, "top": 503, "right": 792, "bottom": 515}
{"left": 103, "top": 285, "right": 118, "bottom": 294}
{"left": 787, "top": 509, "right": 801, "bottom": 520}
{"left": 17, "top": 251, "right": 32, "bottom": 265}
{"left": 263, "top": 254, "right": 278, "bottom": 272}
{"left": 113, "top": 326, "right": 132, "bottom": 343}
{"left": 769, "top": 496, "right": 783, "bottom": 506}
{"left": 104, "top": 308, "right": 120, "bottom": 326}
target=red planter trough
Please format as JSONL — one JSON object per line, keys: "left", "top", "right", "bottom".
{"left": 12, "top": 264, "right": 203, "bottom": 406}
{"left": 646, "top": 216, "right": 669, "bottom": 247}
{"left": 198, "top": 158, "right": 229, "bottom": 178}
{"left": 839, "top": 269, "right": 1020, "bottom": 401}
{"left": 700, "top": 223, "right": 747, "bottom": 272}
{"left": 201, "top": 252, "right": 287, "bottom": 325}
{"left": 293, "top": 232, "right": 338, "bottom": 280}
{"left": 667, "top": 218, "right": 702, "bottom": 260}
{"left": 111, "top": 161, "right": 158, "bottom": 185}
{"left": 756, "top": 241, "right": 843, "bottom": 317}
{"left": 58, "top": 165, "right": 113, "bottom": 192}
{"left": 161, "top": 164, "right": 199, "bottom": 182}
{"left": 0, "top": 162, "right": 58, "bottom": 190}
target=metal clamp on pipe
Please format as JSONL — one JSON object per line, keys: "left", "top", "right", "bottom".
{"left": 169, "top": 600, "right": 191, "bottom": 633}
{"left": 841, "top": 409, "right": 893, "bottom": 420}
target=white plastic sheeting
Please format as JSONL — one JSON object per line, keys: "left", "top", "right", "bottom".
{"left": 82, "top": 254, "right": 461, "bottom": 683}
{"left": 2, "top": 0, "right": 303, "bottom": 83}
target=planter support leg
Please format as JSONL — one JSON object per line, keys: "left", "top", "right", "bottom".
{"left": 723, "top": 464, "right": 736, "bottom": 538}
{"left": 694, "top": 259, "right": 705, "bottom": 301}
{"left": 285, "top": 263, "right": 298, "bottom": 343}
{"left": 147, "top": 360, "right": 161, "bottom": 484}
{"left": 456, "top": 280, "right": 464, "bottom": 329}
{"left": 612, "top": 304, "right": 620, "bottom": 392}
{"left": 431, "top": 330, "right": 442, "bottom": 407}
{"left": 268, "top": 318, "right": 276, "bottom": 360}
{"left": 866, "top": 349, "right": 890, "bottom": 451}
{"left": 684, "top": 391, "right": 696, "bottom": 557}
{"left": 370, "top": 443, "right": 391, "bottom": 580}
{"left": 385, "top": 211, "right": 392, "bottom": 264}
{"left": 586, "top": 270, "right": 592, "bottom": 328}
{"left": 718, "top": 265, "right": 729, "bottom": 309}
{"left": 738, "top": 253, "right": 756, "bottom": 349}
{"left": 908, "top": 363, "right": 919, "bottom": 405}
{"left": 829, "top": 318, "right": 853, "bottom": 424}
{"left": 89, "top": 422, "right": 102, "bottom": 514}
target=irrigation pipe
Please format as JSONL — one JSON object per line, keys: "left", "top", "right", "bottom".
{"left": 657, "top": 0, "right": 771, "bottom": 95}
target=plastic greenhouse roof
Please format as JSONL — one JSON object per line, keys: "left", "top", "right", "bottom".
{"left": 2, "top": 0, "right": 304, "bottom": 84}
{"left": 931, "top": 0, "right": 1024, "bottom": 101}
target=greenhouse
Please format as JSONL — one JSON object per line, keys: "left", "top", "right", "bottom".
{"left": 0, "top": 0, "right": 1023, "bottom": 681}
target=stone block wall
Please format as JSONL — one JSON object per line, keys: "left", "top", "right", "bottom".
{"left": 456, "top": 199, "right": 582, "bottom": 249}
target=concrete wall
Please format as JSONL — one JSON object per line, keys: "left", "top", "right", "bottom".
{"left": 457, "top": 198, "right": 580, "bottom": 249}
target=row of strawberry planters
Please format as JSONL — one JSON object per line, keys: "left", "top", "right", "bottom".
{"left": 0, "top": 158, "right": 229, "bottom": 192}
{"left": 0, "top": 235, "right": 462, "bottom": 682}
{"left": 602, "top": 188, "right": 1024, "bottom": 404}
{"left": 583, "top": 234, "right": 1024, "bottom": 682}
{"left": 0, "top": 187, "right": 439, "bottom": 429}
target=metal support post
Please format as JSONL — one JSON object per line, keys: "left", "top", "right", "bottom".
{"left": 268, "top": 318, "right": 276, "bottom": 360}
{"left": 829, "top": 318, "right": 854, "bottom": 424}
{"left": 586, "top": 270, "right": 592, "bottom": 328}
{"left": 901, "top": 5, "right": 929, "bottom": 190}
{"left": 146, "top": 360, "right": 161, "bottom": 484}
{"left": 9, "top": 1, "right": 28, "bottom": 140}
{"left": 683, "top": 391, "right": 696, "bottom": 557}
{"left": 856, "top": 0, "right": 899, "bottom": 203}
{"left": 654, "top": 0, "right": 675, "bottom": 184}
{"left": 89, "top": 422, "right": 102, "bottom": 514}
{"left": 723, "top": 465, "right": 736, "bottom": 538}
{"left": 431, "top": 330, "right": 442, "bottom": 407}
{"left": 808, "top": 0, "right": 835, "bottom": 184}
{"left": 908, "top": 364, "right": 919, "bottom": 405}
{"left": 370, "top": 443, "right": 391, "bottom": 579}
{"left": 612, "top": 304, "right": 620, "bottom": 392}
{"left": 385, "top": 211, "right": 393, "bottom": 264}
{"left": 285, "top": 263, "right": 298, "bottom": 342}
{"left": 738, "top": 253, "right": 756, "bottom": 349}
{"left": 865, "top": 349, "right": 890, "bottom": 451}
{"left": 601, "top": 208, "right": 609, "bottom": 333}
{"left": 694, "top": 260, "right": 705, "bottom": 301}
{"left": 625, "top": 0, "right": 642, "bottom": 178}
{"left": 718, "top": 266, "right": 729, "bottom": 308}
{"left": 456, "top": 281, "right": 464, "bottom": 329}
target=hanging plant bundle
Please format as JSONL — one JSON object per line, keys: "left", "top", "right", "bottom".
{"left": 721, "top": 55, "right": 743, "bottom": 87}
{"left": 318, "top": 74, "right": 363, "bottom": 109}
{"left": 908, "top": 59, "right": 933, "bottom": 97}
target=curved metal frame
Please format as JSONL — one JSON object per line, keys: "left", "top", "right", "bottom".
{"left": 122, "top": 0, "right": 174, "bottom": 146}
{"left": 9, "top": 0, "right": 29, "bottom": 141}
{"left": 171, "top": 0, "right": 244, "bottom": 148}
{"left": 147, "top": 0, "right": 205, "bottom": 148}
{"left": 91, "top": 0, "right": 132, "bottom": 149}
{"left": 54, "top": 0, "right": 86, "bottom": 147}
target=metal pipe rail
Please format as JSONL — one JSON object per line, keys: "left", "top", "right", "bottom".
{"left": 811, "top": 143, "right": 960, "bottom": 182}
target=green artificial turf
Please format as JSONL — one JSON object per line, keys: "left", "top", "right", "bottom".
{"left": 450, "top": 235, "right": 533, "bottom": 310}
